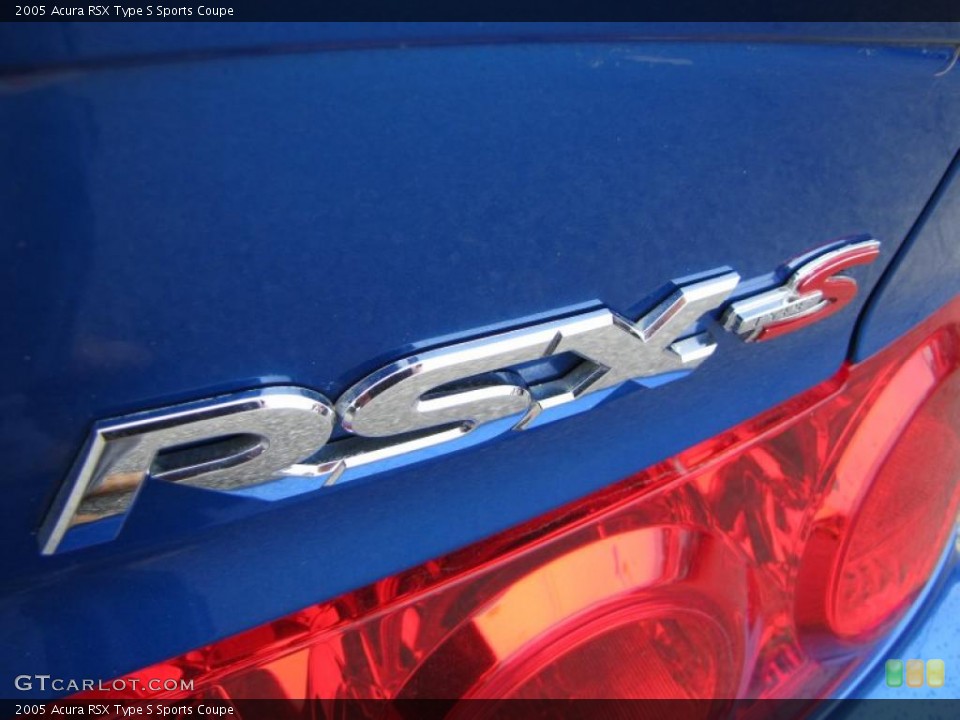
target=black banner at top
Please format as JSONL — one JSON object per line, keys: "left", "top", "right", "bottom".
{"left": 3, "top": 1, "right": 960, "bottom": 22}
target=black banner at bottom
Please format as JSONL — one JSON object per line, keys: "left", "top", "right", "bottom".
{"left": 4, "top": 699, "right": 960, "bottom": 720}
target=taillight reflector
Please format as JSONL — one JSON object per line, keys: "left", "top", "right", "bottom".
{"left": 78, "top": 297, "right": 960, "bottom": 707}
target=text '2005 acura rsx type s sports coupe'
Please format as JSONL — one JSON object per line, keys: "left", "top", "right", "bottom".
{"left": 2, "top": 20, "right": 960, "bottom": 719}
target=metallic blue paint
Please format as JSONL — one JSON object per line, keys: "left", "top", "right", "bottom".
{"left": 854, "top": 149, "right": 960, "bottom": 360}
{"left": 3, "top": 26, "right": 960, "bottom": 697}
{"left": 4, "top": 23, "right": 960, "bottom": 72}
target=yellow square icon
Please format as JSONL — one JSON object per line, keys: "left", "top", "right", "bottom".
{"left": 927, "top": 659, "right": 945, "bottom": 688}
{"left": 906, "top": 659, "right": 924, "bottom": 687}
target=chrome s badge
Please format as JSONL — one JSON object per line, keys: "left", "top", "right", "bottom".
{"left": 39, "top": 236, "right": 880, "bottom": 554}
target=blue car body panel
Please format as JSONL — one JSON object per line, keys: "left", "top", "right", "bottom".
{"left": 2, "top": 24, "right": 960, "bottom": 697}
{"left": 854, "top": 149, "right": 960, "bottom": 360}
{"left": 4, "top": 22, "right": 960, "bottom": 71}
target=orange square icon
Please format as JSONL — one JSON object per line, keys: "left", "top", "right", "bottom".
{"left": 906, "top": 659, "right": 924, "bottom": 687}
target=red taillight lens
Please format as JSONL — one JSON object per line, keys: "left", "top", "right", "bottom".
{"left": 795, "top": 324, "right": 960, "bottom": 647}
{"left": 81, "top": 297, "right": 960, "bottom": 707}
{"left": 388, "top": 527, "right": 749, "bottom": 702}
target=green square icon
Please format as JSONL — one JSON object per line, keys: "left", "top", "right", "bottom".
{"left": 886, "top": 659, "right": 904, "bottom": 687}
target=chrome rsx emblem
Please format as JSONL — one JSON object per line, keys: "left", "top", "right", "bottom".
{"left": 723, "top": 239, "right": 881, "bottom": 342}
{"left": 39, "top": 237, "right": 880, "bottom": 554}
